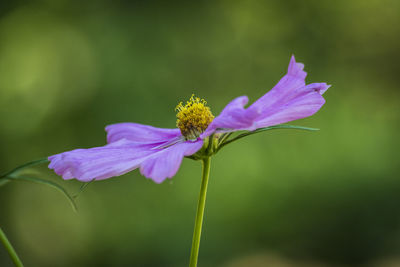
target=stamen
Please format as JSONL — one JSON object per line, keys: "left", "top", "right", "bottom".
{"left": 176, "top": 94, "right": 214, "bottom": 140}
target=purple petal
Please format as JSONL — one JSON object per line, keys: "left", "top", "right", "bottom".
{"left": 49, "top": 140, "right": 153, "bottom": 182}
{"left": 201, "top": 96, "right": 258, "bottom": 138}
{"left": 306, "top": 82, "right": 330, "bottom": 95}
{"left": 252, "top": 90, "right": 326, "bottom": 128}
{"left": 48, "top": 138, "right": 203, "bottom": 183}
{"left": 140, "top": 140, "right": 204, "bottom": 183}
{"left": 249, "top": 55, "right": 308, "bottom": 113}
{"left": 106, "top": 123, "right": 181, "bottom": 144}
{"left": 202, "top": 55, "right": 330, "bottom": 136}
{"left": 250, "top": 82, "right": 331, "bottom": 128}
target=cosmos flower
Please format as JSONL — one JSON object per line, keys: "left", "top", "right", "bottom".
{"left": 48, "top": 55, "right": 330, "bottom": 183}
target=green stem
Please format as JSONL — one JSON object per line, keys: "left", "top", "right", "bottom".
{"left": 0, "top": 227, "right": 24, "bottom": 267}
{"left": 189, "top": 157, "right": 211, "bottom": 267}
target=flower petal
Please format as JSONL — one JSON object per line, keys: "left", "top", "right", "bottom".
{"left": 249, "top": 55, "right": 308, "bottom": 113}
{"left": 306, "top": 82, "right": 330, "bottom": 95}
{"left": 201, "top": 55, "right": 330, "bottom": 136}
{"left": 48, "top": 138, "right": 203, "bottom": 183}
{"left": 252, "top": 88, "right": 326, "bottom": 128}
{"left": 201, "top": 96, "right": 258, "bottom": 137}
{"left": 49, "top": 140, "right": 153, "bottom": 182}
{"left": 140, "top": 140, "right": 204, "bottom": 183}
{"left": 105, "top": 123, "right": 181, "bottom": 144}
{"left": 250, "top": 82, "right": 331, "bottom": 128}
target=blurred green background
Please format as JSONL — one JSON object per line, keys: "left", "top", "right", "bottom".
{"left": 1, "top": 0, "right": 399, "bottom": 266}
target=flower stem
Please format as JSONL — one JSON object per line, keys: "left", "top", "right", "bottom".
{"left": 0, "top": 227, "right": 24, "bottom": 267}
{"left": 189, "top": 157, "right": 211, "bottom": 267}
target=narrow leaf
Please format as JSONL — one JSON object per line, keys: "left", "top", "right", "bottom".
{"left": 1, "top": 158, "right": 49, "bottom": 178}
{"left": 73, "top": 181, "right": 94, "bottom": 199}
{"left": 218, "top": 124, "right": 319, "bottom": 151}
{"left": 5, "top": 175, "right": 77, "bottom": 212}
{"left": 0, "top": 179, "right": 10, "bottom": 187}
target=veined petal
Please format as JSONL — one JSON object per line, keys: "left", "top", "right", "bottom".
{"left": 140, "top": 140, "right": 204, "bottom": 183}
{"left": 200, "top": 96, "right": 252, "bottom": 138}
{"left": 201, "top": 96, "right": 257, "bottom": 138}
{"left": 48, "top": 138, "right": 203, "bottom": 183}
{"left": 253, "top": 90, "right": 326, "bottom": 128}
{"left": 249, "top": 55, "right": 307, "bottom": 113}
{"left": 202, "top": 55, "right": 330, "bottom": 135}
{"left": 49, "top": 139, "right": 153, "bottom": 182}
{"left": 106, "top": 123, "right": 181, "bottom": 144}
{"left": 252, "top": 82, "right": 331, "bottom": 128}
{"left": 306, "top": 82, "right": 330, "bottom": 95}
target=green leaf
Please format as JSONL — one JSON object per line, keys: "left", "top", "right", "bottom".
{"left": 73, "top": 181, "right": 94, "bottom": 199}
{"left": 1, "top": 158, "right": 49, "bottom": 178}
{"left": 0, "top": 179, "right": 10, "bottom": 187}
{"left": 1, "top": 158, "right": 77, "bottom": 212}
{"left": 5, "top": 175, "right": 77, "bottom": 213}
{"left": 217, "top": 124, "right": 319, "bottom": 151}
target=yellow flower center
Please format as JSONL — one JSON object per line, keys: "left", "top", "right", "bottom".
{"left": 175, "top": 94, "right": 214, "bottom": 140}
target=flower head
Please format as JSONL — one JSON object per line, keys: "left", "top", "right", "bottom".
{"left": 175, "top": 95, "right": 214, "bottom": 140}
{"left": 48, "top": 55, "right": 330, "bottom": 183}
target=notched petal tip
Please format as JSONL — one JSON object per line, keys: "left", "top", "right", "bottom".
{"left": 288, "top": 55, "right": 307, "bottom": 79}
{"left": 306, "top": 83, "right": 331, "bottom": 95}
{"left": 319, "top": 83, "right": 331, "bottom": 95}
{"left": 203, "top": 55, "right": 330, "bottom": 135}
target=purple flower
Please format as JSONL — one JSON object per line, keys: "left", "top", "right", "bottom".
{"left": 49, "top": 55, "right": 330, "bottom": 183}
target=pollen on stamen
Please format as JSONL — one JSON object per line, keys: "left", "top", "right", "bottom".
{"left": 175, "top": 94, "right": 214, "bottom": 140}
